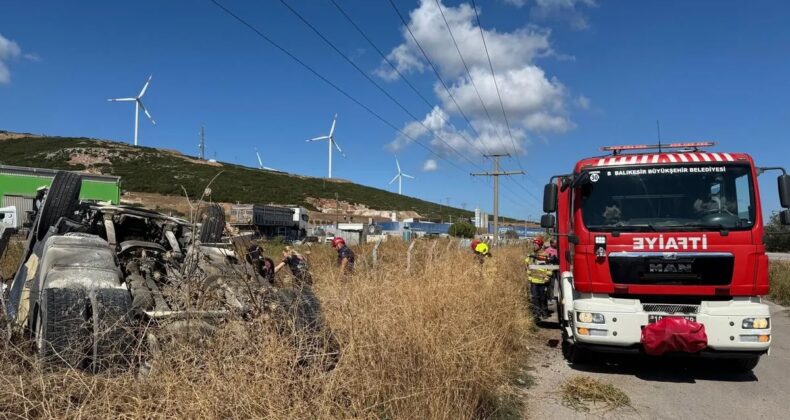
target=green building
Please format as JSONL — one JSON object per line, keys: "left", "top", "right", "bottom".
{"left": 0, "top": 165, "right": 120, "bottom": 228}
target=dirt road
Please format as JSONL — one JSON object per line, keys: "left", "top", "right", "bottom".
{"left": 526, "top": 301, "right": 790, "bottom": 419}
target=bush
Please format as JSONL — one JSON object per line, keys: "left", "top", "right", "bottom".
{"left": 448, "top": 221, "right": 476, "bottom": 238}
{"left": 765, "top": 212, "right": 790, "bottom": 252}
{"left": 769, "top": 262, "right": 790, "bottom": 306}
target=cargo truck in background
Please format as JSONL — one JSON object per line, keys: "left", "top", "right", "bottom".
{"left": 229, "top": 204, "right": 309, "bottom": 241}
{"left": 540, "top": 142, "right": 790, "bottom": 371}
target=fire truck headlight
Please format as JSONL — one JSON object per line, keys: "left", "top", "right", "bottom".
{"left": 742, "top": 318, "right": 770, "bottom": 329}
{"left": 577, "top": 312, "right": 605, "bottom": 324}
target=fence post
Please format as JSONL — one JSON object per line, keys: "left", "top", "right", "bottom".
{"left": 429, "top": 240, "right": 438, "bottom": 262}
{"left": 406, "top": 241, "right": 417, "bottom": 273}
{"left": 372, "top": 239, "right": 383, "bottom": 267}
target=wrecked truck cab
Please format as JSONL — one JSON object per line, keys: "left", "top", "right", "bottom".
{"left": 2, "top": 170, "right": 337, "bottom": 371}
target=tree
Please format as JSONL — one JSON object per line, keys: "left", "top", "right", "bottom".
{"left": 503, "top": 229, "right": 519, "bottom": 240}
{"left": 448, "top": 221, "right": 476, "bottom": 238}
{"left": 765, "top": 212, "right": 790, "bottom": 252}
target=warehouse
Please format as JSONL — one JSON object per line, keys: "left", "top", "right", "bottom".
{"left": 0, "top": 165, "right": 120, "bottom": 228}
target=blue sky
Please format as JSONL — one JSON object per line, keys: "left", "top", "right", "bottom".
{"left": 0, "top": 1, "right": 787, "bottom": 219}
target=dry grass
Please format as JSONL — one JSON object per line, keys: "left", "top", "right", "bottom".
{"left": 769, "top": 261, "right": 790, "bottom": 306}
{"left": 0, "top": 239, "right": 533, "bottom": 419}
{"left": 561, "top": 375, "right": 631, "bottom": 413}
{"left": 1, "top": 237, "right": 24, "bottom": 281}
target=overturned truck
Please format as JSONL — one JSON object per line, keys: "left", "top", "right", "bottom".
{"left": 1, "top": 171, "right": 335, "bottom": 370}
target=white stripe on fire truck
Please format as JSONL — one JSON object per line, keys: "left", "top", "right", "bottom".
{"left": 651, "top": 155, "right": 660, "bottom": 163}
{"left": 700, "top": 153, "right": 712, "bottom": 162}
{"left": 723, "top": 153, "right": 734, "bottom": 161}
{"left": 598, "top": 158, "right": 605, "bottom": 166}
{"left": 689, "top": 153, "right": 700, "bottom": 162}
{"left": 640, "top": 155, "right": 649, "bottom": 164}
{"left": 711, "top": 152, "right": 723, "bottom": 161}
{"left": 678, "top": 153, "right": 689, "bottom": 162}
{"left": 667, "top": 154, "right": 677, "bottom": 163}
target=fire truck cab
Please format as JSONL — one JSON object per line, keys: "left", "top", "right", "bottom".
{"left": 541, "top": 142, "right": 790, "bottom": 370}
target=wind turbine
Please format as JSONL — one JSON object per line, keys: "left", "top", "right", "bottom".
{"left": 108, "top": 75, "right": 156, "bottom": 146}
{"left": 306, "top": 114, "right": 345, "bottom": 178}
{"left": 388, "top": 157, "right": 414, "bottom": 195}
{"left": 254, "top": 147, "right": 279, "bottom": 171}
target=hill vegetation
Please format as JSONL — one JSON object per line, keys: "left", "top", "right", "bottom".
{"left": 0, "top": 134, "right": 475, "bottom": 220}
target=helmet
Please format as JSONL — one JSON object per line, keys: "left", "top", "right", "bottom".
{"left": 331, "top": 237, "right": 346, "bottom": 248}
{"left": 532, "top": 237, "right": 544, "bottom": 248}
{"left": 470, "top": 239, "right": 481, "bottom": 251}
{"left": 474, "top": 242, "right": 489, "bottom": 255}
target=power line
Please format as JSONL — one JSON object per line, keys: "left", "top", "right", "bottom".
{"left": 469, "top": 0, "right": 526, "bottom": 174}
{"left": 387, "top": 0, "right": 484, "bottom": 144}
{"left": 471, "top": 153, "right": 524, "bottom": 246}
{"left": 209, "top": 0, "right": 470, "bottom": 175}
{"left": 328, "top": 0, "right": 489, "bottom": 159}
{"left": 433, "top": 0, "right": 500, "bottom": 156}
{"left": 278, "top": 0, "right": 486, "bottom": 172}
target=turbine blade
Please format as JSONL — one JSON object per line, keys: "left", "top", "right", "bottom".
{"left": 138, "top": 75, "right": 152, "bottom": 98}
{"left": 396, "top": 158, "right": 401, "bottom": 173}
{"left": 329, "top": 113, "right": 337, "bottom": 137}
{"left": 108, "top": 97, "right": 136, "bottom": 102}
{"left": 333, "top": 139, "right": 345, "bottom": 157}
{"left": 389, "top": 174, "right": 399, "bottom": 184}
{"left": 138, "top": 100, "right": 156, "bottom": 125}
{"left": 307, "top": 136, "right": 329, "bottom": 142}
{"left": 402, "top": 174, "right": 415, "bottom": 179}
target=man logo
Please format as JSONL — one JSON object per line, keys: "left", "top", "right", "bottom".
{"left": 649, "top": 263, "right": 692, "bottom": 273}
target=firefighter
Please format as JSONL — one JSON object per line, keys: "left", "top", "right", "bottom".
{"left": 526, "top": 237, "right": 553, "bottom": 319}
{"left": 331, "top": 237, "right": 355, "bottom": 275}
{"left": 246, "top": 244, "right": 276, "bottom": 284}
{"left": 470, "top": 239, "right": 492, "bottom": 264}
{"left": 274, "top": 246, "right": 313, "bottom": 286}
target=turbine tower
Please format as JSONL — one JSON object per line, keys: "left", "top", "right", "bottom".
{"left": 306, "top": 114, "right": 345, "bottom": 178}
{"left": 108, "top": 75, "right": 156, "bottom": 146}
{"left": 388, "top": 157, "right": 414, "bottom": 195}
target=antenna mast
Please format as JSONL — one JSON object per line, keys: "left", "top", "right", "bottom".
{"left": 656, "top": 120, "right": 662, "bottom": 153}
{"left": 199, "top": 126, "right": 206, "bottom": 160}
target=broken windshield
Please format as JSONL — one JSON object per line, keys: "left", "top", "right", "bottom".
{"left": 578, "top": 163, "right": 755, "bottom": 231}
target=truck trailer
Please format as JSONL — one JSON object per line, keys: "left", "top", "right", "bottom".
{"left": 540, "top": 142, "right": 790, "bottom": 371}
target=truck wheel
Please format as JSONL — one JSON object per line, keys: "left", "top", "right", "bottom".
{"left": 36, "top": 288, "right": 91, "bottom": 368}
{"left": 561, "top": 328, "right": 590, "bottom": 365}
{"left": 198, "top": 204, "right": 225, "bottom": 243}
{"left": 89, "top": 288, "right": 135, "bottom": 371}
{"left": 36, "top": 171, "right": 82, "bottom": 241}
{"left": 732, "top": 356, "right": 760, "bottom": 373}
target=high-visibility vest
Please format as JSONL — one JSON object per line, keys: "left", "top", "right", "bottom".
{"left": 526, "top": 253, "right": 552, "bottom": 284}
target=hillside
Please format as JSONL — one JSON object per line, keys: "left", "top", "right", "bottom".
{"left": 0, "top": 133, "right": 476, "bottom": 221}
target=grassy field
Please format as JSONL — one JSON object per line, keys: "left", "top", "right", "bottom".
{"left": 769, "top": 261, "right": 790, "bottom": 306}
{"left": 0, "top": 240, "right": 533, "bottom": 419}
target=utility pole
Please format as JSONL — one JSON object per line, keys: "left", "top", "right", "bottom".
{"left": 199, "top": 126, "right": 205, "bottom": 160}
{"left": 471, "top": 153, "right": 524, "bottom": 246}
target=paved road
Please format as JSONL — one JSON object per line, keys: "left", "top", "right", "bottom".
{"left": 526, "top": 301, "right": 790, "bottom": 419}
{"left": 768, "top": 252, "right": 790, "bottom": 262}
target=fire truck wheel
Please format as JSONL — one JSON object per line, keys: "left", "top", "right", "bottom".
{"left": 731, "top": 356, "right": 760, "bottom": 373}
{"left": 561, "top": 330, "right": 590, "bottom": 364}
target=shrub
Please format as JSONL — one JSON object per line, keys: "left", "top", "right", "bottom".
{"left": 448, "top": 221, "right": 476, "bottom": 238}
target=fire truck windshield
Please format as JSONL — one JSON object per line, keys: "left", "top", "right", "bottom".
{"left": 579, "top": 163, "right": 755, "bottom": 232}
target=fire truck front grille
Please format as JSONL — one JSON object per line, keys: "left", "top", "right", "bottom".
{"left": 608, "top": 252, "right": 733, "bottom": 286}
{"left": 642, "top": 304, "right": 699, "bottom": 314}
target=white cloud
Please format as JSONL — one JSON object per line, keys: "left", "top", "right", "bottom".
{"left": 502, "top": 0, "right": 527, "bottom": 7}
{"left": 422, "top": 159, "right": 439, "bottom": 171}
{"left": 531, "top": 0, "right": 597, "bottom": 30}
{"left": 23, "top": 53, "right": 42, "bottom": 62}
{"left": 381, "top": 1, "right": 576, "bottom": 158}
{"left": 0, "top": 33, "right": 22, "bottom": 84}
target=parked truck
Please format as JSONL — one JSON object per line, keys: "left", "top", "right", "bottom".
{"left": 229, "top": 204, "right": 306, "bottom": 240}
{"left": 540, "top": 142, "right": 790, "bottom": 371}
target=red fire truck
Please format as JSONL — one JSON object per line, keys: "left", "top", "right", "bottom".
{"left": 541, "top": 142, "right": 790, "bottom": 370}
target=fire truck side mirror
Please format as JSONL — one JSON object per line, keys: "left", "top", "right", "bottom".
{"left": 543, "top": 183, "right": 558, "bottom": 213}
{"left": 779, "top": 174, "right": 790, "bottom": 208}
{"left": 540, "top": 214, "right": 555, "bottom": 229}
{"left": 780, "top": 209, "right": 790, "bottom": 226}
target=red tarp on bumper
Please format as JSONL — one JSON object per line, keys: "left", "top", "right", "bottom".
{"left": 640, "top": 317, "right": 708, "bottom": 356}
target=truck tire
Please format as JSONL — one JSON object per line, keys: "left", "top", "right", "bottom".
{"left": 36, "top": 171, "right": 82, "bottom": 241}
{"left": 37, "top": 287, "right": 91, "bottom": 368}
{"left": 561, "top": 328, "right": 590, "bottom": 365}
{"left": 198, "top": 204, "right": 225, "bottom": 243}
{"left": 731, "top": 356, "right": 760, "bottom": 373}
{"left": 90, "top": 288, "right": 135, "bottom": 371}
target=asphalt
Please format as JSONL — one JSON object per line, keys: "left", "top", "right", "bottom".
{"left": 525, "top": 301, "right": 790, "bottom": 419}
